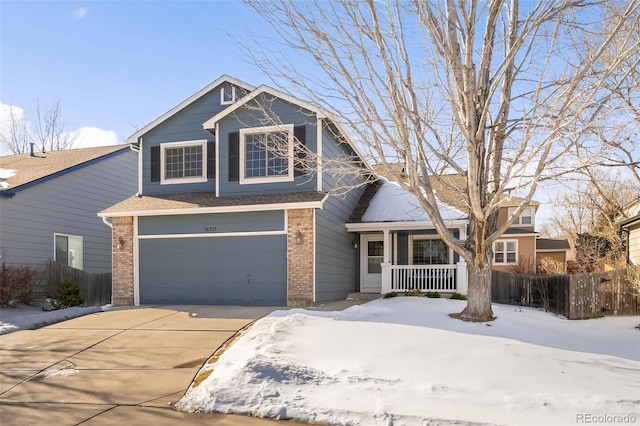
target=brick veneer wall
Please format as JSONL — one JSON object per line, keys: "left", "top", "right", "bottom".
{"left": 287, "top": 208, "right": 314, "bottom": 307}
{"left": 112, "top": 216, "right": 134, "bottom": 305}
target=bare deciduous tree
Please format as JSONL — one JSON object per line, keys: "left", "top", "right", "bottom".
{"left": 0, "top": 99, "right": 78, "bottom": 155}
{"left": 244, "top": 0, "right": 640, "bottom": 321}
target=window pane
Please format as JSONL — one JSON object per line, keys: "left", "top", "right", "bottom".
{"left": 494, "top": 241, "right": 504, "bottom": 251}
{"left": 507, "top": 241, "right": 516, "bottom": 251}
{"left": 244, "top": 131, "right": 289, "bottom": 178}
{"left": 507, "top": 252, "right": 516, "bottom": 263}
{"left": 55, "top": 235, "right": 68, "bottom": 265}
{"left": 368, "top": 257, "right": 382, "bottom": 274}
{"left": 368, "top": 241, "right": 383, "bottom": 256}
{"left": 495, "top": 252, "right": 504, "bottom": 263}
{"left": 413, "top": 239, "right": 448, "bottom": 265}
{"left": 521, "top": 216, "right": 532, "bottom": 225}
{"left": 68, "top": 236, "right": 83, "bottom": 270}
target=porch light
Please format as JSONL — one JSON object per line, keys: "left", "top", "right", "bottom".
{"left": 117, "top": 236, "right": 124, "bottom": 250}
{"left": 296, "top": 231, "right": 303, "bottom": 245}
{"left": 352, "top": 241, "right": 358, "bottom": 249}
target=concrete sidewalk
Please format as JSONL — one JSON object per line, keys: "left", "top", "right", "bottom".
{"left": 0, "top": 305, "right": 306, "bottom": 425}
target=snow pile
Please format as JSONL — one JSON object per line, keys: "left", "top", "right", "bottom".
{"left": 0, "top": 302, "right": 104, "bottom": 334}
{"left": 178, "top": 298, "right": 640, "bottom": 426}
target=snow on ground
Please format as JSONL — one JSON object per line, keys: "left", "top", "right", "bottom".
{"left": 178, "top": 298, "right": 640, "bottom": 426}
{"left": 0, "top": 301, "right": 104, "bottom": 334}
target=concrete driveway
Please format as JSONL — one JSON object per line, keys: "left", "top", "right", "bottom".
{"left": 0, "top": 305, "right": 311, "bottom": 425}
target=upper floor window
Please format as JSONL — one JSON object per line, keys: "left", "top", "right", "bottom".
{"left": 509, "top": 207, "right": 534, "bottom": 226}
{"left": 221, "top": 86, "right": 236, "bottom": 105}
{"left": 160, "top": 140, "right": 207, "bottom": 185}
{"left": 239, "top": 125, "right": 294, "bottom": 184}
{"left": 493, "top": 240, "right": 517, "bottom": 264}
{"left": 55, "top": 234, "right": 83, "bottom": 270}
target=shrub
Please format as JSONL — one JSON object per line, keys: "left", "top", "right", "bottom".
{"left": 404, "top": 288, "right": 421, "bottom": 297}
{"left": 0, "top": 265, "right": 42, "bottom": 307}
{"left": 0, "top": 267, "right": 16, "bottom": 307}
{"left": 425, "top": 291, "right": 441, "bottom": 298}
{"left": 449, "top": 292, "right": 467, "bottom": 300}
{"left": 50, "top": 279, "right": 84, "bottom": 310}
{"left": 383, "top": 291, "right": 398, "bottom": 299}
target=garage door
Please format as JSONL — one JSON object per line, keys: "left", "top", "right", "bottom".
{"left": 139, "top": 235, "right": 287, "bottom": 305}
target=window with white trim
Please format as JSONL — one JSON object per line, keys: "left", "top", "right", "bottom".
{"left": 240, "top": 125, "right": 294, "bottom": 184}
{"left": 509, "top": 207, "right": 534, "bottom": 226}
{"left": 221, "top": 86, "right": 236, "bottom": 105}
{"left": 55, "top": 234, "right": 83, "bottom": 270}
{"left": 411, "top": 237, "right": 450, "bottom": 265}
{"left": 160, "top": 140, "right": 207, "bottom": 184}
{"left": 493, "top": 240, "right": 517, "bottom": 264}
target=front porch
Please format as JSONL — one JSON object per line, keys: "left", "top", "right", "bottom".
{"left": 383, "top": 263, "right": 467, "bottom": 294}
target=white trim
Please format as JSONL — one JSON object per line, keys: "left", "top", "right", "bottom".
{"left": 312, "top": 209, "right": 317, "bottom": 302}
{"left": 133, "top": 216, "right": 140, "bottom": 306}
{"left": 135, "top": 139, "right": 143, "bottom": 195}
{"left": 536, "top": 249, "right": 570, "bottom": 253}
{"left": 346, "top": 220, "right": 468, "bottom": 232}
{"left": 316, "top": 117, "right": 323, "bottom": 191}
{"left": 160, "top": 139, "right": 208, "bottom": 185}
{"left": 202, "top": 85, "right": 370, "bottom": 170}
{"left": 215, "top": 122, "right": 220, "bottom": 197}
{"left": 408, "top": 235, "right": 453, "bottom": 265}
{"left": 493, "top": 239, "right": 519, "bottom": 265}
{"left": 220, "top": 86, "right": 236, "bottom": 105}
{"left": 138, "top": 230, "right": 287, "bottom": 240}
{"left": 99, "top": 197, "right": 328, "bottom": 218}
{"left": 239, "top": 124, "right": 294, "bottom": 185}
{"left": 127, "top": 75, "right": 255, "bottom": 143}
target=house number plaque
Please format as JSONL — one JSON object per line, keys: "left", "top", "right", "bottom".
{"left": 204, "top": 226, "right": 218, "bottom": 232}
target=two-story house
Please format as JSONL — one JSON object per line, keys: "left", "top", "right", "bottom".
{"left": 99, "top": 76, "right": 367, "bottom": 307}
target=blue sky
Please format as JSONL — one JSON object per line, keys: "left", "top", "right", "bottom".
{"left": 1, "top": 1, "right": 274, "bottom": 143}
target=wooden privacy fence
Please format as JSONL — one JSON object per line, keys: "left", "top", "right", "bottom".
{"left": 47, "top": 260, "right": 112, "bottom": 307}
{"left": 491, "top": 269, "right": 639, "bottom": 319}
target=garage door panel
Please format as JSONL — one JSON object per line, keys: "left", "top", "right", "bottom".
{"left": 139, "top": 235, "right": 286, "bottom": 305}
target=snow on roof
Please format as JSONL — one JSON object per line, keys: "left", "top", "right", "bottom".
{"left": 361, "top": 179, "right": 467, "bottom": 223}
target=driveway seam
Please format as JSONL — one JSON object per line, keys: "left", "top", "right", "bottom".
{"left": 0, "top": 310, "right": 183, "bottom": 397}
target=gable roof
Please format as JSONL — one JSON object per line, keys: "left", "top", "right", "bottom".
{"left": 0, "top": 145, "right": 130, "bottom": 196}
{"left": 348, "top": 179, "right": 467, "bottom": 224}
{"left": 99, "top": 191, "right": 329, "bottom": 217}
{"left": 126, "top": 75, "right": 256, "bottom": 144}
{"left": 202, "top": 84, "right": 369, "bottom": 168}
{"left": 619, "top": 213, "right": 640, "bottom": 229}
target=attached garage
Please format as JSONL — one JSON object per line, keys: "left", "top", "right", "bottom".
{"left": 139, "top": 235, "right": 287, "bottom": 305}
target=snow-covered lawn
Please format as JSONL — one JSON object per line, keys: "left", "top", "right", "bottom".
{"left": 0, "top": 301, "right": 103, "bottom": 334}
{"left": 178, "top": 297, "right": 640, "bottom": 426}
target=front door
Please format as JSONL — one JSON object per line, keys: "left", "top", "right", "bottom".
{"left": 361, "top": 235, "right": 383, "bottom": 292}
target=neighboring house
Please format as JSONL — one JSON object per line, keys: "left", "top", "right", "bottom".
{"left": 0, "top": 145, "right": 138, "bottom": 273}
{"left": 99, "top": 75, "right": 367, "bottom": 307}
{"left": 619, "top": 199, "right": 640, "bottom": 266}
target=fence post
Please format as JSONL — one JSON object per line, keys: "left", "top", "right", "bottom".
{"left": 456, "top": 261, "right": 468, "bottom": 295}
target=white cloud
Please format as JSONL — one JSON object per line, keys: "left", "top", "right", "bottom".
{"left": 0, "top": 101, "right": 25, "bottom": 133}
{"left": 73, "top": 8, "right": 88, "bottom": 20}
{"left": 69, "top": 127, "right": 121, "bottom": 148}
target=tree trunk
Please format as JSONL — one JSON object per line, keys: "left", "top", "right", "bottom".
{"left": 460, "top": 256, "right": 494, "bottom": 321}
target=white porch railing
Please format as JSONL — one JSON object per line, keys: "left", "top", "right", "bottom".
{"left": 381, "top": 262, "right": 468, "bottom": 294}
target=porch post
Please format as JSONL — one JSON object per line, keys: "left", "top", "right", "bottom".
{"left": 457, "top": 224, "right": 468, "bottom": 295}
{"left": 381, "top": 229, "right": 392, "bottom": 294}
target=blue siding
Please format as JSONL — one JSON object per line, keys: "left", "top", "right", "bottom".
{"left": 138, "top": 211, "right": 284, "bottom": 235}
{"left": 0, "top": 149, "right": 137, "bottom": 273}
{"left": 140, "top": 84, "right": 246, "bottom": 195}
{"left": 217, "top": 98, "right": 317, "bottom": 196}
{"left": 139, "top": 235, "right": 286, "bottom": 305}
{"left": 314, "top": 127, "right": 366, "bottom": 302}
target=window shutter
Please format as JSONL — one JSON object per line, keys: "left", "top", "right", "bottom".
{"left": 207, "top": 141, "right": 216, "bottom": 178}
{"left": 228, "top": 132, "right": 239, "bottom": 182}
{"left": 294, "top": 125, "right": 307, "bottom": 177}
{"left": 150, "top": 146, "right": 160, "bottom": 182}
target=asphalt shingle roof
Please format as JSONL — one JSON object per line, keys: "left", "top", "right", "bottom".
{"left": 101, "top": 191, "right": 328, "bottom": 215}
{"left": 0, "top": 145, "right": 129, "bottom": 190}
{"left": 536, "top": 238, "right": 571, "bottom": 251}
